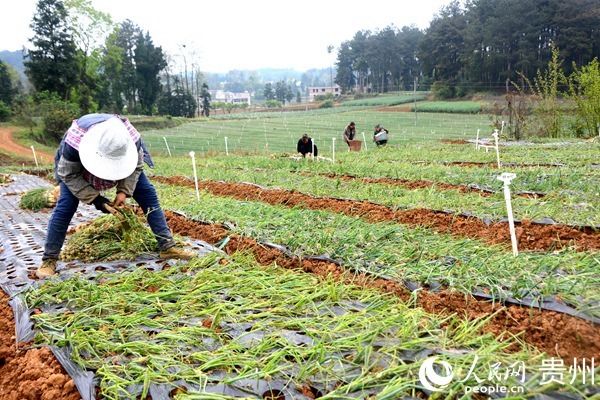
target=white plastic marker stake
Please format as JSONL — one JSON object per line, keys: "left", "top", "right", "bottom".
{"left": 497, "top": 172, "right": 519, "bottom": 256}
{"left": 162, "top": 137, "right": 172, "bottom": 157}
{"left": 311, "top": 139, "right": 315, "bottom": 161}
{"left": 475, "top": 129, "right": 480, "bottom": 150}
{"left": 30, "top": 145, "right": 39, "bottom": 167}
{"left": 492, "top": 129, "right": 501, "bottom": 167}
{"left": 188, "top": 151, "right": 200, "bottom": 201}
{"left": 500, "top": 120, "right": 505, "bottom": 136}
{"left": 362, "top": 132, "right": 368, "bottom": 151}
{"left": 332, "top": 137, "right": 336, "bottom": 163}
{"left": 224, "top": 136, "right": 229, "bottom": 156}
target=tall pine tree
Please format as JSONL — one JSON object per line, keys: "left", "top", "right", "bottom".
{"left": 134, "top": 31, "right": 166, "bottom": 115}
{"left": 25, "top": 0, "right": 78, "bottom": 99}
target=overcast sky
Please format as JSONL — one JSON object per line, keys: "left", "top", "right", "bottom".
{"left": 1, "top": 0, "right": 451, "bottom": 73}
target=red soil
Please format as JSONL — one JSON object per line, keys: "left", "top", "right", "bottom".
{"left": 0, "top": 293, "right": 80, "bottom": 400}
{"left": 375, "top": 105, "right": 412, "bottom": 112}
{"left": 164, "top": 211, "right": 600, "bottom": 361}
{"left": 440, "top": 139, "right": 471, "bottom": 145}
{"left": 155, "top": 176, "right": 599, "bottom": 252}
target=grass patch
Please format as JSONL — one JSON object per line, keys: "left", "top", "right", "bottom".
{"left": 411, "top": 101, "right": 483, "bottom": 114}
{"left": 124, "top": 115, "right": 192, "bottom": 131}
{"left": 141, "top": 109, "right": 495, "bottom": 155}
{"left": 341, "top": 93, "right": 427, "bottom": 107}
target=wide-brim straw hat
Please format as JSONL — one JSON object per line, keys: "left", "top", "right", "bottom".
{"left": 79, "top": 117, "right": 138, "bottom": 181}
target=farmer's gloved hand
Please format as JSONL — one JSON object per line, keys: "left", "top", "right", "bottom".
{"left": 113, "top": 192, "right": 127, "bottom": 207}
{"left": 92, "top": 196, "right": 111, "bottom": 214}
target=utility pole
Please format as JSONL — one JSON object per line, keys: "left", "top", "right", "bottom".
{"left": 327, "top": 45, "right": 334, "bottom": 90}
{"left": 414, "top": 77, "right": 418, "bottom": 126}
{"left": 180, "top": 43, "right": 189, "bottom": 94}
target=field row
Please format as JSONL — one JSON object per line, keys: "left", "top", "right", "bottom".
{"left": 153, "top": 181, "right": 600, "bottom": 318}
{"left": 142, "top": 110, "right": 496, "bottom": 155}
{"left": 28, "top": 252, "right": 566, "bottom": 399}
{"left": 151, "top": 157, "right": 599, "bottom": 227}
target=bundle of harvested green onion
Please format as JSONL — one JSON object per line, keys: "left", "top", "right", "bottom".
{"left": 61, "top": 207, "right": 157, "bottom": 262}
{"left": 19, "top": 186, "right": 59, "bottom": 211}
{"left": 0, "top": 173, "right": 11, "bottom": 185}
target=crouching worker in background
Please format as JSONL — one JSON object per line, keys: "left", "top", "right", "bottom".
{"left": 373, "top": 124, "right": 389, "bottom": 147}
{"left": 297, "top": 133, "right": 318, "bottom": 158}
{"left": 36, "top": 114, "right": 195, "bottom": 279}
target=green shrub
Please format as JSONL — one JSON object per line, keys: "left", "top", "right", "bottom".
{"left": 35, "top": 92, "right": 79, "bottom": 143}
{"left": 432, "top": 81, "right": 455, "bottom": 99}
{"left": 314, "top": 93, "right": 334, "bottom": 101}
{"left": 454, "top": 85, "right": 470, "bottom": 98}
{"left": 11, "top": 95, "right": 36, "bottom": 130}
{"left": 265, "top": 100, "right": 282, "bottom": 108}
{"left": 569, "top": 58, "right": 600, "bottom": 137}
{"left": 0, "top": 100, "right": 10, "bottom": 121}
{"left": 319, "top": 99, "right": 334, "bottom": 108}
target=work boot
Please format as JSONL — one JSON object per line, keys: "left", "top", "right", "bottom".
{"left": 36, "top": 259, "right": 57, "bottom": 279}
{"left": 159, "top": 246, "right": 196, "bottom": 260}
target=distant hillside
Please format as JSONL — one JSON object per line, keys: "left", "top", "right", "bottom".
{"left": 0, "top": 49, "right": 26, "bottom": 81}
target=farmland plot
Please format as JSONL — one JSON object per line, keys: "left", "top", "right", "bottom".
{"left": 1, "top": 117, "right": 599, "bottom": 398}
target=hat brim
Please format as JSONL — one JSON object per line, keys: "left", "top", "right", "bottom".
{"left": 79, "top": 118, "right": 138, "bottom": 181}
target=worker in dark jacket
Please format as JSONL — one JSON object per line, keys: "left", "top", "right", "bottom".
{"left": 36, "top": 114, "right": 195, "bottom": 278}
{"left": 343, "top": 122, "right": 356, "bottom": 146}
{"left": 297, "top": 133, "right": 318, "bottom": 157}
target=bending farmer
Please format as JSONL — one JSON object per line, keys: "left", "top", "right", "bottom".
{"left": 343, "top": 122, "right": 356, "bottom": 147}
{"left": 37, "top": 114, "right": 194, "bottom": 278}
{"left": 373, "top": 124, "right": 389, "bottom": 146}
{"left": 297, "top": 133, "right": 318, "bottom": 157}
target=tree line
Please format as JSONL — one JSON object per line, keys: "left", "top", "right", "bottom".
{"left": 0, "top": 0, "right": 210, "bottom": 139}
{"left": 334, "top": 0, "right": 600, "bottom": 95}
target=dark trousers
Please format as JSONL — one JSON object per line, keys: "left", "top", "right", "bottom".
{"left": 43, "top": 172, "right": 174, "bottom": 260}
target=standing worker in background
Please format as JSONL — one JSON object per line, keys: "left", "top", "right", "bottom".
{"left": 36, "top": 114, "right": 195, "bottom": 279}
{"left": 373, "top": 124, "right": 389, "bottom": 147}
{"left": 297, "top": 133, "right": 318, "bottom": 158}
{"left": 343, "top": 122, "right": 356, "bottom": 148}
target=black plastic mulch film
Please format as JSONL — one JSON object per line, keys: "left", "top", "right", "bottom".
{"left": 0, "top": 174, "right": 597, "bottom": 399}
{"left": 0, "top": 174, "right": 217, "bottom": 400}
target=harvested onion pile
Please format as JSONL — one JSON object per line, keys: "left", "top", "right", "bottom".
{"left": 61, "top": 207, "right": 157, "bottom": 262}
{"left": 0, "top": 173, "right": 11, "bottom": 185}
{"left": 20, "top": 186, "right": 60, "bottom": 211}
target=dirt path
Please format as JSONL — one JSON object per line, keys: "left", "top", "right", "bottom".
{"left": 0, "top": 126, "right": 53, "bottom": 163}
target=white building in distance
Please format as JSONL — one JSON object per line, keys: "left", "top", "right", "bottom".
{"left": 209, "top": 90, "right": 252, "bottom": 105}
{"left": 307, "top": 85, "right": 341, "bottom": 102}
